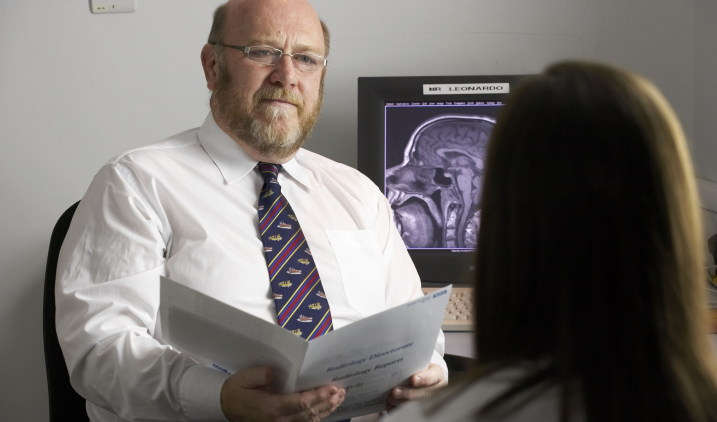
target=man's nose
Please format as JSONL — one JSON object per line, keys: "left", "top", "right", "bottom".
{"left": 269, "top": 54, "right": 298, "bottom": 88}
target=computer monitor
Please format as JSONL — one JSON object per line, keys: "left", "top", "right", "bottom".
{"left": 357, "top": 75, "right": 528, "bottom": 284}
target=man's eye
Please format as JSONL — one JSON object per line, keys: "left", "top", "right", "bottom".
{"left": 252, "top": 49, "right": 272, "bottom": 56}
{"left": 295, "top": 54, "right": 317, "bottom": 65}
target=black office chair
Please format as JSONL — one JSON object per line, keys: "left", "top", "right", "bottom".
{"left": 43, "top": 201, "right": 89, "bottom": 422}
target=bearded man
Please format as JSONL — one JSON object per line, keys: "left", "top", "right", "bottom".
{"left": 55, "top": 1, "right": 447, "bottom": 421}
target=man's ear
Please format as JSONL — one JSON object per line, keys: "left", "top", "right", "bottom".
{"left": 201, "top": 44, "right": 218, "bottom": 91}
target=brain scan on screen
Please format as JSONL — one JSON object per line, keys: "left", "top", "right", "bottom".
{"left": 385, "top": 109, "right": 499, "bottom": 249}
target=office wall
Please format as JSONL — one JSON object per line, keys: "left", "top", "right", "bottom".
{"left": 0, "top": 0, "right": 711, "bottom": 420}
{"left": 694, "top": 0, "right": 717, "bottom": 191}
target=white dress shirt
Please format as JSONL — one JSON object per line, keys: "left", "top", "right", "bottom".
{"left": 56, "top": 113, "right": 447, "bottom": 422}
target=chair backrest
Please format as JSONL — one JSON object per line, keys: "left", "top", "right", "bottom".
{"left": 43, "top": 201, "right": 89, "bottom": 422}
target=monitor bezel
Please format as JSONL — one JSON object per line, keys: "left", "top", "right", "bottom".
{"left": 357, "top": 74, "right": 528, "bottom": 284}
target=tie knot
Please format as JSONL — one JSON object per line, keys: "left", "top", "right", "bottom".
{"left": 257, "top": 162, "right": 282, "bottom": 184}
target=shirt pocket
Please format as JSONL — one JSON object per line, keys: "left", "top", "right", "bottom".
{"left": 324, "top": 229, "right": 386, "bottom": 317}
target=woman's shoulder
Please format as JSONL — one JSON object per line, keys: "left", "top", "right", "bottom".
{"left": 381, "top": 376, "right": 509, "bottom": 422}
{"left": 382, "top": 365, "right": 580, "bottom": 422}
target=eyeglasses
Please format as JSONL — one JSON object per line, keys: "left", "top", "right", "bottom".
{"left": 211, "top": 43, "right": 327, "bottom": 72}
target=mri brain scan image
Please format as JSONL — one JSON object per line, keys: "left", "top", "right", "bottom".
{"left": 385, "top": 114, "right": 495, "bottom": 249}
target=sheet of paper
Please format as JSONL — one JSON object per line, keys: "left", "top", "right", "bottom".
{"left": 159, "top": 277, "right": 308, "bottom": 392}
{"left": 159, "top": 276, "right": 451, "bottom": 419}
{"left": 299, "top": 288, "right": 451, "bottom": 421}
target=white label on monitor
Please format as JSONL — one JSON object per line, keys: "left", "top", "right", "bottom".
{"left": 422, "top": 83, "right": 509, "bottom": 95}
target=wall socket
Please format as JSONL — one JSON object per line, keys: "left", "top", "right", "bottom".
{"left": 91, "top": 0, "right": 136, "bottom": 14}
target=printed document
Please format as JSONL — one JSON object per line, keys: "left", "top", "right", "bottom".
{"left": 159, "top": 276, "right": 451, "bottom": 421}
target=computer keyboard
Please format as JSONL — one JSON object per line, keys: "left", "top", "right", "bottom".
{"left": 421, "top": 287, "right": 474, "bottom": 332}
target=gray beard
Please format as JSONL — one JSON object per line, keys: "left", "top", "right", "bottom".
{"left": 212, "top": 68, "right": 321, "bottom": 160}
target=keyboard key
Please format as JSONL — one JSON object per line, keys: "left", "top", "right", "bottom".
{"left": 422, "top": 286, "right": 474, "bottom": 331}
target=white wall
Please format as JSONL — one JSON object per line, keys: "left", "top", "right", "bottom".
{"left": 0, "top": 0, "right": 712, "bottom": 420}
{"left": 694, "top": 0, "right": 717, "bottom": 185}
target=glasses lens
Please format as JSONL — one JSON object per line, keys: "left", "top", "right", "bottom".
{"left": 292, "top": 54, "right": 324, "bottom": 72}
{"left": 246, "top": 47, "right": 281, "bottom": 65}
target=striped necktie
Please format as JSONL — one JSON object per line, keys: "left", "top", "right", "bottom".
{"left": 256, "top": 162, "right": 334, "bottom": 340}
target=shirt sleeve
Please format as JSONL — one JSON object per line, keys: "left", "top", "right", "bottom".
{"left": 372, "top": 189, "right": 449, "bottom": 382}
{"left": 55, "top": 163, "right": 230, "bottom": 421}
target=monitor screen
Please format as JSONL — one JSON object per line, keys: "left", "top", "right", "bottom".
{"left": 385, "top": 101, "right": 503, "bottom": 250}
{"left": 358, "top": 75, "right": 528, "bottom": 284}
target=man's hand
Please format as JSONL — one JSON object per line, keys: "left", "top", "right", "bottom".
{"left": 221, "top": 366, "right": 345, "bottom": 422}
{"left": 386, "top": 363, "right": 447, "bottom": 411}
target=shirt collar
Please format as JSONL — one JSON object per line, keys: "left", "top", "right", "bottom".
{"left": 281, "top": 153, "right": 313, "bottom": 191}
{"left": 197, "top": 112, "right": 313, "bottom": 191}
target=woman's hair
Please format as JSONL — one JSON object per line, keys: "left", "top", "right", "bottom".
{"left": 466, "top": 61, "right": 717, "bottom": 421}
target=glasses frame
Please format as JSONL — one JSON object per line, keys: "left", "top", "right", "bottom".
{"left": 210, "top": 42, "right": 327, "bottom": 72}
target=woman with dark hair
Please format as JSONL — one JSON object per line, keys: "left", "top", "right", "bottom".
{"left": 383, "top": 61, "right": 717, "bottom": 422}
